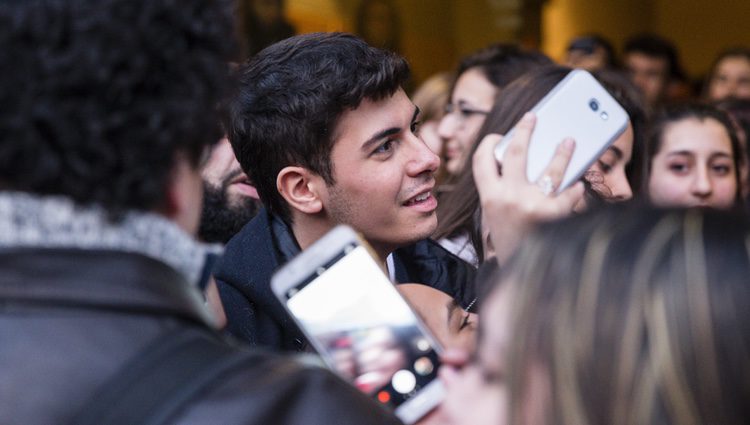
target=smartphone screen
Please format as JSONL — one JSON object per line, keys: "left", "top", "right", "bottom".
{"left": 282, "top": 242, "right": 441, "bottom": 410}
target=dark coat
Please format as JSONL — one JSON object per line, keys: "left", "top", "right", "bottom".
{"left": 214, "top": 209, "right": 476, "bottom": 351}
{"left": 0, "top": 248, "right": 401, "bottom": 425}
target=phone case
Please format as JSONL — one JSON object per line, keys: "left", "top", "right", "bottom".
{"left": 270, "top": 225, "right": 444, "bottom": 424}
{"left": 493, "top": 69, "right": 629, "bottom": 192}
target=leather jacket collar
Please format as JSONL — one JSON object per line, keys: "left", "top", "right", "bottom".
{"left": 0, "top": 248, "right": 218, "bottom": 327}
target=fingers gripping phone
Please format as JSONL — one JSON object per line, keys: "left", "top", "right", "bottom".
{"left": 271, "top": 226, "right": 444, "bottom": 424}
{"left": 494, "top": 69, "right": 629, "bottom": 192}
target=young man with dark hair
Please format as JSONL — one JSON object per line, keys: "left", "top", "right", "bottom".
{"left": 216, "top": 32, "right": 475, "bottom": 351}
{"left": 0, "top": 1, "right": 400, "bottom": 423}
{"left": 623, "top": 33, "right": 681, "bottom": 108}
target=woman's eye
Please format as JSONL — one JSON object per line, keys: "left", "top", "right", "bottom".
{"left": 712, "top": 164, "right": 731, "bottom": 175}
{"left": 597, "top": 160, "right": 614, "bottom": 174}
{"left": 668, "top": 163, "right": 689, "bottom": 174}
{"left": 410, "top": 120, "right": 421, "bottom": 133}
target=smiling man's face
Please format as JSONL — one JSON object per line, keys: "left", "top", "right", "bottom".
{"left": 318, "top": 89, "right": 440, "bottom": 257}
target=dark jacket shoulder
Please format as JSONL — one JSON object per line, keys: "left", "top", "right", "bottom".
{"left": 214, "top": 210, "right": 477, "bottom": 351}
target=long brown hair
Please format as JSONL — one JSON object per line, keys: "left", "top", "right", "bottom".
{"left": 434, "top": 66, "right": 573, "bottom": 259}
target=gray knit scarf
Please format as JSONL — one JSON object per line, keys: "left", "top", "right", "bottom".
{"left": 0, "top": 192, "right": 222, "bottom": 286}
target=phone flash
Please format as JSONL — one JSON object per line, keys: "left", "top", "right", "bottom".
{"left": 600, "top": 111, "right": 609, "bottom": 121}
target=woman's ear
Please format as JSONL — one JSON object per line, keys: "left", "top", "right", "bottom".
{"left": 277, "top": 166, "right": 324, "bottom": 215}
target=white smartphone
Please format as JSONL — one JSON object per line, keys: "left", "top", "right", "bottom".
{"left": 493, "top": 69, "right": 629, "bottom": 192}
{"left": 271, "top": 225, "right": 445, "bottom": 424}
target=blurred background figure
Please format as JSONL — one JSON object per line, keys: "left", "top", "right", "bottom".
{"left": 242, "top": 0, "right": 296, "bottom": 57}
{"left": 355, "top": 0, "right": 401, "bottom": 53}
{"left": 715, "top": 97, "right": 750, "bottom": 201}
{"left": 623, "top": 33, "right": 691, "bottom": 108}
{"left": 704, "top": 47, "right": 750, "bottom": 102}
{"left": 199, "top": 136, "right": 262, "bottom": 244}
{"left": 645, "top": 103, "right": 743, "bottom": 209}
{"left": 439, "top": 206, "right": 750, "bottom": 425}
{"left": 437, "top": 44, "right": 551, "bottom": 181}
{"left": 564, "top": 34, "right": 617, "bottom": 71}
{"left": 411, "top": 72, "right": 453, "bottom": 183}
{"left": 412, "top": 72, "right": 452, "bottom": 155}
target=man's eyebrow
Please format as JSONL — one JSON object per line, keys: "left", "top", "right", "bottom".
{"left": 360, "top": 106, "right": 421, "bottom": 152}
{"left": 361, "top": 127, "right": 401, "bottom": 152}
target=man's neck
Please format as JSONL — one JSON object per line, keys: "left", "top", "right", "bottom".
{"left": 290, "top": 214, "right": 392, "bottom": 266}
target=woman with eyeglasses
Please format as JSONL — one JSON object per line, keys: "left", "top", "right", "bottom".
{"left": 437, "top": 44, "right": 551, "bottom": 180}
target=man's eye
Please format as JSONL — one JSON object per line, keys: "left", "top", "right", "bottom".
{"left": 374, "top": 139, "right": 395, "bottom": 154}
{"left": 411, "top": 120, "right": 421, "bottom": 133}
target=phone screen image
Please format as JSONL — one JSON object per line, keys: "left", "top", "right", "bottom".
{"left": 284, "top": 243, "right": 441, "bottom": 409}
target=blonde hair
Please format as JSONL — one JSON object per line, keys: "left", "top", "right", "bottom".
{"left": 501, "top": 207, "right": 750, "bottom": 425}
{"left": 411, "top": 72, "right": 452, "bottom": 123}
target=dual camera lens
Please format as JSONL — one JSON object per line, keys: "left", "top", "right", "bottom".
{"left": 589, "top": 98, "right": 609, "bottom": 120}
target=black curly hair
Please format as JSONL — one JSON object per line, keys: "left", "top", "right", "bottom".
{"left": 228, "top": 32, "right": 410, "bottom": 224}
{"left": 0, "top": 0, "right": 237, "bottom": 214}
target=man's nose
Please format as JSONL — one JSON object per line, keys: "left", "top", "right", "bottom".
{"left": 406, "top": 134, "right": 440, "bottom": 177}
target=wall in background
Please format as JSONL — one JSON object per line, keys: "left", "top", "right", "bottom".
{"left": 245, "top": 0, "right": 750, "bottom": 85}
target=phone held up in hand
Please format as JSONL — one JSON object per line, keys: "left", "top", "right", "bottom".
{"left": 271, "top": 225, "right": 445, "bottom": 424}
{"left": 494, "top": 69, "right": 629, "bottom": 192}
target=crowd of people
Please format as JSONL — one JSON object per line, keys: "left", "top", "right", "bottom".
{"left": 1, "top": 0, "right": 749, "bottom": 424}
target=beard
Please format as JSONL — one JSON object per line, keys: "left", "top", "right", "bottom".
{"left": 198, "top": 178, "right": 261, "bottom": 244}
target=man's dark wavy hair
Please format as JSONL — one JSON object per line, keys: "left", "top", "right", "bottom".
{"left": 228, "top": 32, "right": 410, "bottom": 223}
{"left": 0, "top": 0, "right": 237, "bottom": 214}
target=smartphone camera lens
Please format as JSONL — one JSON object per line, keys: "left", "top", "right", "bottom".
{"left": 589, "top": 99, "right": 599, "bottom": 111}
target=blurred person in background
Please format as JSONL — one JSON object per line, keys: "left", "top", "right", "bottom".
{"left": 437, "top": 44, "right": 552, "bottom": 181}
{"left": 564, "top": 34, "right": 617, "bottom": 72}
{"left": 199, "top": 136, "right": 262, "bottom": 244}
{"left": 439, "top": 206, "right": 750, "bottom": 425}
{"left": 645, "top": 104, "right": 743, "bottom": 210}
{"left": 714, "top": 97, "right": 750, "bottom": 201}
{"left": 623, "top": 33, "right": 691, "bottom": 108}
{"left": 411, "top": 72, "right": 453, "bottom": 183}
{"left": 704, "top": 47, "right": 750, "bottom": 102}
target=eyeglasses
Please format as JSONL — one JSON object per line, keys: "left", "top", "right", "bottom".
{"left": 444, "top": 103, "right": 490, "bottom": 124}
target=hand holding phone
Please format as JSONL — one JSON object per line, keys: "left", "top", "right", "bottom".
{"left": 472, "top": 117, "right": 584, "bottom": 264}
{"left": 271, "top": 226, "right": 445, "bottom": 424}
{"left": 493, "top": 69, "right": 629, "bottom": 193}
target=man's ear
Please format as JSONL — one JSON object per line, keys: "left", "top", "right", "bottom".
{"left": 163, "top": 153, "right": 203, "bottom": 235}
{"left": 277, "top": 166, "right": 325, "bottom": 215}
